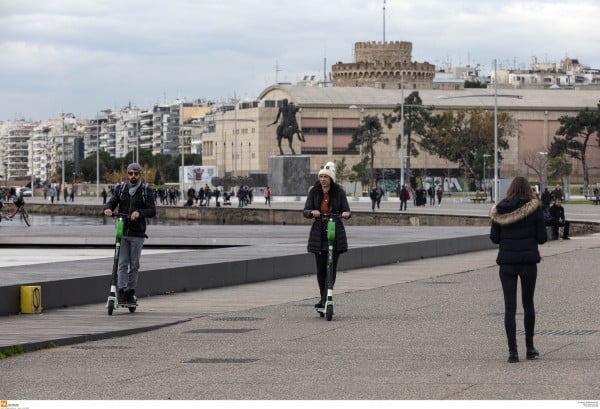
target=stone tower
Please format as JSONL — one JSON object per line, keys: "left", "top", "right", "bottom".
{"left": 332, "top": 41, "right": 435, "bottom": 89}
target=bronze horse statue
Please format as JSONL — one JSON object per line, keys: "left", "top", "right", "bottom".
{"left": 270, "top": 99, "right": 305, "bottom": 155}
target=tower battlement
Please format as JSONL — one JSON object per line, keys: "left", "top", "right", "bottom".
{"left": 332, "top": 41, "right": 434, "bottom": 89}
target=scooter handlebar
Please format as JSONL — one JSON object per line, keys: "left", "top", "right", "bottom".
{"left": 102, "top": 211, "right": 130, "bottom": 218}
{"left": 319, "top": 212, "right": 346, "bottom": 220}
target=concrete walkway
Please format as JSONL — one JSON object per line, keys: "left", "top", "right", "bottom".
{"left": 1, "top": 228, "right": 599, "bottom": 399}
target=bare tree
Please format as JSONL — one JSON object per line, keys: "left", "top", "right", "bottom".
{"left": 523, "top": 150, "right": 548, "bottom": 189}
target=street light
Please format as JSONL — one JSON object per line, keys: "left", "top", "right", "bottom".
{"left": 400, "top": 72, "right": 405, "bottom": 190}
{"left": 483, "top": 153, "right": 492, "bottom": 192}
{"left": 349, "top": 105, "right": 365, "bottom": 194}
{"left": 538, "top": 151, "right": 548, "bottom": 191}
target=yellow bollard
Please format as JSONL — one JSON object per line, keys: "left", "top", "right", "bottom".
{"left": 20, "top": 286, "right": 43, "bottom": 314}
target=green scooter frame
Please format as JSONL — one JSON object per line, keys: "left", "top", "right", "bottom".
{"left": 316, "top": 213, "right": 340, "bottom": 321}
{"left": 105, "top": 213, "right": 137, "bottom": 315}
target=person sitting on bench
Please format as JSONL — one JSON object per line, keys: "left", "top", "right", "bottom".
{"left": 549, "top": 197, "right": 570, "bottom": 240}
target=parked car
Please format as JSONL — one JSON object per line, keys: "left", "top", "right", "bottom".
{"left": 18, "top": 187, "right": 33, "bottom": 197}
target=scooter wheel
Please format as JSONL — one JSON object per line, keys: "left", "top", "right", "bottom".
{"left": 107, "top": 300, "right": 115, "bottom": 316}
{"left": 318, "top": 311, "right": 324, "bottom": 317}
{"left": 326, "top": 305, "right": 333, "bottom": 321}
{"left": 128, "top": 306, "right": 136, "bottom": 313}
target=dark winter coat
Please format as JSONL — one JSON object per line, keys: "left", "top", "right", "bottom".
{"left": 104, "top": 183, "right": 156, "bottom": 238}
{"left": 303, "top": 181, "right": 351, "bottom": 254}
{"left": 549, "top": 203, "right": 566, "bottom": 223}
{"left": 490, "top": 198, "right": 547, "bottom": 265}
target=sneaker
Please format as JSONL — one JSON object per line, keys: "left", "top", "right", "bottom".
{"left": 314, "top": 301, "right": 324, "bottom": 309}
{"left": 562, "top": 236, "right": 570, "bottom": 240}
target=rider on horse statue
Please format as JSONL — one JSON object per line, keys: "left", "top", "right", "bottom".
{"left": 270, "top": 99, "right": 305, "bottom": 155}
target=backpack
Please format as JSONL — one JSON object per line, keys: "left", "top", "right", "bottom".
{"left": 117, "top": 183, "right": 149, "bottom": 204}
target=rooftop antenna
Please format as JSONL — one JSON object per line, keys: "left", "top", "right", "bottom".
{"left": 383, "top": 0, "right": 386, "bottom": 42}
{"left": 275, "top": 61, "right": 282, "bottom": 84}
{"left": 323, "top": 46, "right": 327, "bottom": 86}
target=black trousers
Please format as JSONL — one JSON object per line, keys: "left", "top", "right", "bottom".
{"left": 314, "top": 251, "right": 340, "bottom": 302}
{"left": 499, "top": 264, "right": 537, "bottom": 350}
{"left": 553, "top": 220, "right": 570, "bottom": 238}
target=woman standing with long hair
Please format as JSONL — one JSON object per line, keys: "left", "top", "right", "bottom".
{"left": 490, "top": 176, "right": 547, "bottom": 363}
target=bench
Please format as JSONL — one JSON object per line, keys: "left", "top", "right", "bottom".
{"left": 590, "top": 198, "right": 600, "bottom": 205}
{"left": 470, "top": 192, "right": 488, "bottom": 203}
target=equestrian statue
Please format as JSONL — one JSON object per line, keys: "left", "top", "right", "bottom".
{"left": 269, "top": 99, "right": 305, "bottom": 155}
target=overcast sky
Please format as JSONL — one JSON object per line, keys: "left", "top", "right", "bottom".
{"left": 2, "top": 0, "right": 599, "bottom": 121}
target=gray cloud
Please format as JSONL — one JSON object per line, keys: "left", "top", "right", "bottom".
{"left": 1, "top": 0, "right": 599, "bottom": 120}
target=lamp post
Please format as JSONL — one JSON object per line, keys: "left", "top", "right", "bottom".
{"left": 400, "top": 72, "right": 405, "bottom": 190}
{"left": 483, "top": 153, "right": 491, "bottom": 192}
{"left": 538, "top": 151, "right": 548, "bottom": 191}
{"left": 349, "top": 105, "right": 366, "bottom": 195}
{"left": 179, "top": 132, "right": 187, "bottom": 194}
{"left": 61, "top": 114, "right": 65, "bottom": 193}
{"left": 96, "top": 119, "right": 100, "bottom": 198}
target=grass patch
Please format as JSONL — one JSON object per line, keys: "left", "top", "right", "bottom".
{"left": 0, "top": 344, "right": 24, "bottom": 359}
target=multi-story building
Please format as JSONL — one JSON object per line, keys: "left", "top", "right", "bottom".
{"left": 2, "top": 121, "right": 35, "bottom": 182}
{"left": 497, "top": 57, "right": 600, "bottom": 89}
{"left": 200, "top": 84, "right": 600, "bottom": 190}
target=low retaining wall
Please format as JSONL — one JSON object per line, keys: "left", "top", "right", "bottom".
{"left": 24, "top": 203, "right": 600, "bottom": 234}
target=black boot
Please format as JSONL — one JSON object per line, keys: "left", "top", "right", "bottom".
{"left": 525, "top": 337, "right": 540, "bottom": 359}
{"left": 526, "top": 348, "right": 539, "bottom": 360}
{"left": 125, "top": 289, "right": 137, "bottom": 305}
{"left": 508, "top": 339, "right": 519, "bottom": 363}
{"left": 314, "top": 292, "right": 326, "bottom": 309}
{"left": 526, "top": 337, "right": 539, "bottom": 359}
{"left": 117, "top": 288, "right": 126, "bottom": 304}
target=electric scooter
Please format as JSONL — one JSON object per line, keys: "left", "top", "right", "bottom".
{"left": 105, "top": 213, "right": 137, "bottom": 315}
{"left": 316, "top": 212, "right": 341, "bottom": 321}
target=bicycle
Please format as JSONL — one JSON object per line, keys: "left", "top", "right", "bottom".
{"left": 0, "top": 196, "right": 31, "bottom": 226}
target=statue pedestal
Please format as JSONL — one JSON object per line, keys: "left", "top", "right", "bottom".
{"left": 268, "top": 155, "right": 312, "bottom": 196}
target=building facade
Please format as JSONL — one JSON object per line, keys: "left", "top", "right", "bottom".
{"left": 200, "top": 85, "right": 600, "bottom": 191}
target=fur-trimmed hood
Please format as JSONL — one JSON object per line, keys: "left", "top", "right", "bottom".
{"left": 490, "top": 198, "right": 540, "bottom": 226}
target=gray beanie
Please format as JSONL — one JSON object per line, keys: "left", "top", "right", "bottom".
{"left": 127, "top": 163, "right": 142, "bottom": 173}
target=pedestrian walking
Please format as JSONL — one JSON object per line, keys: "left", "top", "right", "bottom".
{"left": 490, "top": 176, "right": 547, "bottom": 363}
{"left": 399, "top": 185, "right": 410, "bottom": 211}
{"left": 264, "top": 186, "right": 272, "bottom": 207}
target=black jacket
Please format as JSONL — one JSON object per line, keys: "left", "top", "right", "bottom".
{"left": 104, "top": 183, "right": 156, "bottom": 238}
{"left": 549, "top": 203, "right": 566, "bottom": 223}
{"left": 490, "top": 198, "right": 547, "bottom": 265}
{"left": 303, "top": 181, "right": 350, "bottom": 254}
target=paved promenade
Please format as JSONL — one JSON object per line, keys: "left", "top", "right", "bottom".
{"left": 1, "top": 198, "right": 599, "bottom": 400}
